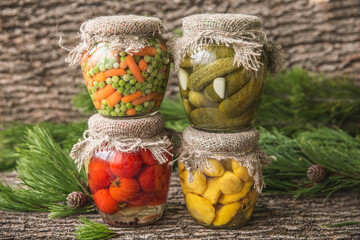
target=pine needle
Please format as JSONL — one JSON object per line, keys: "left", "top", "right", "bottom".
{"left": 75, "top": 217, "right": 117, "bottom": 240}
{"left": 321, "top": 222, "right": 360, "bottom": 228}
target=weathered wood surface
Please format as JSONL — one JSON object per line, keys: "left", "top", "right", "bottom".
{"left": 1, "top": 0, "right": 360, "bottom": 123}
{"left": 0, "top": 171, "right": 359, "bottom": 239}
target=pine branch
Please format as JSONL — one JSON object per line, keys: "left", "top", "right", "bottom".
{"left": 75, "top": 217, "right": 117, "bottom": 240}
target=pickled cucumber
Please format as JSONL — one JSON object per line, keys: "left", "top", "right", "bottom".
{"left": 189, "top": 58, "right": 238, "bottom": 91}
{"left": 180, "top": 57, "right": 192, "bottom": 68}
{"left": 219, "top": 69, "right": 265, "bottom": 118}
{"left": 188, "top": 91, "right": 218, "bottom": 108}
{"left": 204, "top": 68, "right": 249, "bottom": 102}
{"left": 182, "top": 98, "right": 194, "bottom": 115}
{"left": 190, "top": 106, "right": 257, "bottom": 130}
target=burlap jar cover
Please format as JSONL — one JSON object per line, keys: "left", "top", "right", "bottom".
{"left": 178, "top": 127, "right": 272, "bottom": 193}
{"left": 70, "top": 113, "right": 173, "bottom": 170}
{"left": 170, "top": 13, "right": 283, "bottom": 74}
{"left": 63, "top": 15, "right": 165, "bottom": 66}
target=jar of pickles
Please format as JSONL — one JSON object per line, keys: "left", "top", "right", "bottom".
{"left": 172, "top": 14, "right": 282, "bottom": 132}
{"left": 177, "top": 127, "right": 270, "bottom": 228}
{"left": 68, "top": 16, "right": 171, "bottom": 117}
{"left": 70, "top": 113, "right": 173, "bottom": 226}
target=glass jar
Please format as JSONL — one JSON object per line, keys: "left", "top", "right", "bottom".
{"left": 178, "top": 158, "right": 258, "bottom": 229}
{"left": 81, "top": 40, "right": 170, "bottom": 118}
{"left": 178, "top": 45, "right": 267, "bottom": 132}
{"left": 87, "top": 148, "right": 171, "bottom": 226}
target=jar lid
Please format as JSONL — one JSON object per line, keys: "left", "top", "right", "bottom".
{"left": 182, "top": 14, "right": 262, "bottom": 33}
{"left": 83, "top": 15, "right": 165, "bottom": 36}
{"left": 88, "top": 112, "right": 164, "bottom": 138}
{"left": 182, "top": 126, "right": 259, "bottom": 153}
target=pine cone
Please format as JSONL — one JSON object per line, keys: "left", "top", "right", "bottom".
{"left": 307, "top": 164, "right": 328, "bottom": 183}
{"left": 66, "top": 191, "right": 90, "bottom": 208}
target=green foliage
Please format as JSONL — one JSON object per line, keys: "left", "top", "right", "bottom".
{"left": 159, "top": 97, "right": 188, "bottom": 132}
{"left": 258, "top": 67, "right": 360, "bottom": 135}
{"left": 75, "top": 217, "right": 117, "bottom": 240}
{"left": 72, "top": 87, "right": 97, "bottom": 114}
{"left": 0, "top": 127, "right": 93, "bottom": 218}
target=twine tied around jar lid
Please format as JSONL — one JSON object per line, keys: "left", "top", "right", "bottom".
{"left": 62, "top": 15, "right": 165, "bottom": 66}
{"left": 178, "top": 127, "right": 273, "bottom": 193}
{"left": 170, "top": 13, "right": 283, "bottom": 74}
{"left": 70, "top": 113, "right": 174, "bottom": 171}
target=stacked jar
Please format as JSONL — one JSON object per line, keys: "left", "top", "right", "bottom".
{"left": 172, "top": 14, "right": 282, "bottom": 228}
{"left": 68, "top": 16, "right": 173, "bottom": 226}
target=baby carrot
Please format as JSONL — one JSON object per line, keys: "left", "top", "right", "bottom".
{"left": 94, "top": 84, "right": 116, "bottom": 101}
{"left": 105, "top": 91, "right": 122, "bottom": 107}
{"left": 125, "top": 56, "right": 144, "bottom": 83}
{"left": 93, "top": 100, "right": 102, "bottom": 109}
{"left": 126, "top": 108, "right": 137, "bottom": 116}
{"left": 155, "top": 94, "right": 164, "bottom": 107}
{"left": 138, "top": 59, "right": 148, "bottom": 71}
{"left": 104, "top": 69, "right": 126, "bottom": 78}
{"left": 120, "top": 61, "right": 128, "bottom": 69}
{"left": 93, "top": 72, "right": 106, "bottom": 82}
{"left": 132, "top": 92, "right": 157, "bottom": 106}
{"left": 159, "top": 44, "right": 167, "bottom": 53}
{"left": 131, "top": 47, "right": 157, "bottom": 56}
{"left": 82, "top": 71, "right": 93, "bottom": 86}
{"left": 121, "top": 90, "right": 142, "bottom": 103}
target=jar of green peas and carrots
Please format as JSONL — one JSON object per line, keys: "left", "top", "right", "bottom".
{"left": 75, "top": 16, "right": 171, "bottom": 118}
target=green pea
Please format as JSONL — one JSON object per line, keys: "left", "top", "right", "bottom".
{"left": 101, "top": 104, "right": 106, "bottom": 110}
{"left": 105, "top": 63, "right": 113, "bottom": 69}
{"left": 106, "top": 78, "right": 113, "bottom": 85}
{"left": 119, "top": 80, "right": 126, "bottom": 86}
{"left": 123, "top": 74, "right": 131, "bottom": 81}
{"left": 151, "top": 61, "right": 157, "bottom": 67}
{"left": 155, "top": 43, "right": 161, "bottom": 49}
{"left": 99, "top": 64, "right": 106, "bottom": 72}
{"left": 112, "top": 76, "right": 120, "bottom": 82}
{"left": 101, "top": 99, "right": 106, "bottom": 105}
{"left": 121, "top": 102, "right": 126, "bottom": 106}
{"left": 145, "top": 89, "right": 152, "bottom": 95}
{"left": 118, "top": 112, "right": 125, "bottom": 116}
{"left": 94, "top": 66, "right": 100, "bottom": 73}
{"left": 135, "top": 82, "right": 142, "bottom": 89}
{"left": 91, "top": 87, "right": 97, "bottom": 93}
{"left": 112, "top": 82, "right": 119, "bottom": 89}
{"left": 120, "top": 56, "right": 126, "bottom": 62}
{"left": 113, "top": 62, "right": 120, "bottom": 69}
{"left": 89, "top": 68, "right": 95, "bottom": 76}
{"left": 140, "top": 86, "right": 146, "bottom": 92}
{"left": 86, "top": 72, "right": 92, "bottom": 77}
{"left": 109, "top": 57, "right": 117, "bottom": 64}
{"left": 119, "top": 51, "right": 126, "bottom": 57}
{"left": 156, "top": 48, "right": 162, "bottom": 55}
{"left": 146, "top": 83, "right": 153, "bottom": 89}
{"left": 115, "top": 108, "right": 121, "bottom": 113}
{"left": 120, "top": 105, "right": 127, "bottom": 113}
{"left": 104, "top": 110, "right": 111, "bottom": 116}
{"left": 126, "top": 69, "right": 132, "bottom": 75}
{"left": 111, "top": 111, "right": 118, "bottom": 116}
{"left": 150, "top": 69, "right": 158, "bottom": 77}
{"left": 123, "top": 89, "right": 130, "bottom": 96}
{"left": 106, "top": 106, "right": 114, "bottom": 111}
{"left": 154, "top": 55, "right": 161, "bottom": 62}
{"left": 148, "top": 39, "right": 156, "bottom": 46}
{"left": 142, "top": 71, "right": 149, "bottom": 78}
{"left": 141, "top": 108, "right": 147, "bottom": 113}
{"left": 134, "top": 56, "right": 140, "bottom": 63}
{"left": 117, "top": 87, "right": 124, "bottom": 93}
{"left": 125, "top": 83, "right": 132, "bottom": 89}
{"left": 143, "top": 101, "right": 150, "bottom": 108}
{"left": 152, "top": 86, "right": 157, "bottom": 91}
{"left": 115, "top": 104, "right": 121, "bottom": 109}
{"left": 157, "top": 62, "right": 163, "bottom": 70}
{"left": 93, "top": 81, "right": 99, "bottom": 88}
{"left": 150, "top": 100, "right": 155, "bottom": 108}
{"left": 130, "top": 78, "right": 137, "bottom": 85}
{"left": 147, "top": 76, "right": 154, "bottom": 82}
{"left": 99, "top": 82, "right": 105, "bottom": 88}
{"left": 163, "top": 58, "right": 170, "bottom": 64}
{"left": 156, "top": 73, "right": 163, "bottom": 81}
{"left": 130, "top": 87, "right": 137, "bottom": 93}
{"left": 146, "top": 65, "right": 153, "bottom": 73}
{"left": 144, "top": 55, "right": 152, "bottom": 63}
{"left": 157, "top": 86, "right": 162, "bottom": 94}
{"left": 126, "top": 103, "right": 133, "bottom": 109}
{"left": 153, "top": 79, "right": 159, "bottom": 86}
{"left": 135, "top": 105, "right": 143, "bottom": 111}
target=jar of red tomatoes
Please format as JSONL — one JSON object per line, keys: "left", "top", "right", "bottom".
{"left": 67, "top": 16, "right": 171, "bottom": 118}
{"left": 70, "top": 113, "right": 173, "bottom": 226}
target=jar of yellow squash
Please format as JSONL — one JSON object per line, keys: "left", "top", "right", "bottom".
{"left": 172, "top": 14, "right": 282, "bottom": 132}
{"left": 177, "top": 127, "right": 270, "bottom": 228}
